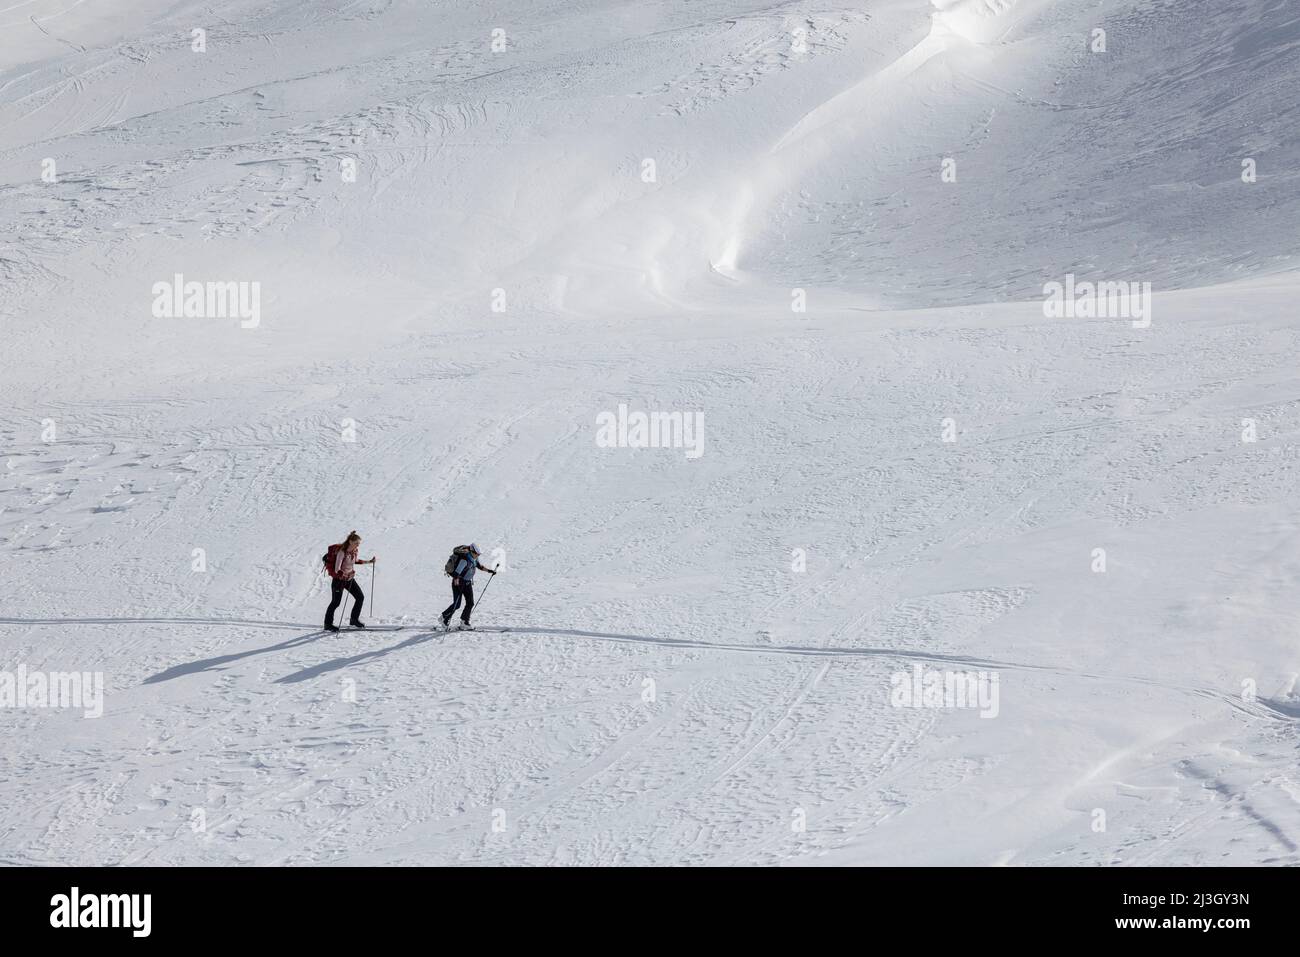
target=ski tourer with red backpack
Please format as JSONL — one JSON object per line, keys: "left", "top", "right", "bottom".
{"left": 322, "top": 530, "right": 376, "bottom": 631}
{"left": 441, "top": 543, "right": 496, "bottom": 630}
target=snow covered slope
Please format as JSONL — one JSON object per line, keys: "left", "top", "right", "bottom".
{"left": 2, "top": 0, "right": 1298, "bottom": 865}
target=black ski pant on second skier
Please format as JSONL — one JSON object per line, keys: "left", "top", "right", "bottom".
{"left": 325, "top": 577, "right": 364, "bottom": 627}
{"left": 442, "top": 580, "right": 474, "bottom": 625}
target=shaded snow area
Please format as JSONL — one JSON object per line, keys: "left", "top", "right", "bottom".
{"left": 2, "top": 0, "right": 1299, "bottom": 865}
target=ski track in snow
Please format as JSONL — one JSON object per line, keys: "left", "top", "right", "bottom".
{"left": 2, "top": 0, "right": 1300, "bottom": 866}
{"left": 2, "top": 613, "right": 1287, "bottom": 726}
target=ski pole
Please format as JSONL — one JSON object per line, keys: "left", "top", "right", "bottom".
{"left": 474, "top": 564, "right": 501, "bottom": 616}
{"left": 340, "top": 589, "right": 350, "bottom": 627}
{"left": 371, "top": 559, "right": 376, "bottom": 620}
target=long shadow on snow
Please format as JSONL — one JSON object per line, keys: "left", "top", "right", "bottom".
{"left": 271, "top": 626, "right": 662, "bottom": 684}
{"left": 272, "top": 624, "right": 1015, "bottom": 685}
{"left": 3, "top": 617, "right": 1014, "bottom": 674}
{"left": 275, "top": 631, "right": 443, "bottom": 684}
{"left": 500, "top": 626, "right": 1010, "bottom": 668}
{"left": 2, "top": 615, "right": 317, "bottom": 631}
{"left": 144, "top": 629, "right": 331, "bottom": 684}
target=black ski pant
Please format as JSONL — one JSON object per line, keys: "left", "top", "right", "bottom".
{"left": 325, "top": 577, "right": 364, "bottom": 627}
{"left": 442, "top": 580, "right": 474, "bottom": 624}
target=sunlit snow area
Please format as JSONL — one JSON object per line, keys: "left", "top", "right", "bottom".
{"left": 2, "top": 0, "right": 1299, "bottom": 865}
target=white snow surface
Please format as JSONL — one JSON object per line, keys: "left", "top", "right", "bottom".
{"left": 2, "top": 0, "right": 1300, "bottom": 865}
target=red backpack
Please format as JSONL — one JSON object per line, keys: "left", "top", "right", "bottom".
{"left": 322, "top": 543, "right": 346, "bottom": 579}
